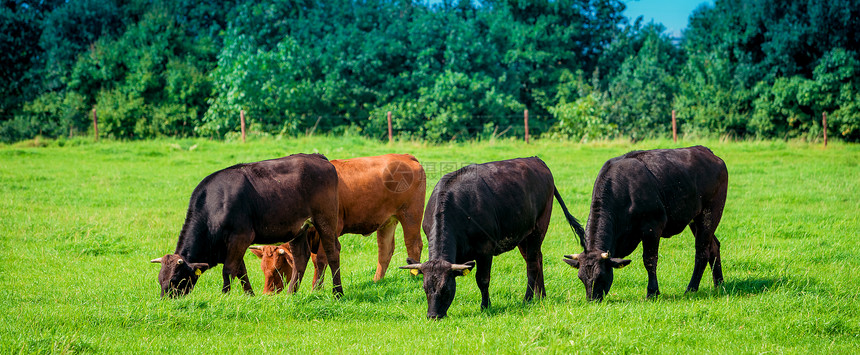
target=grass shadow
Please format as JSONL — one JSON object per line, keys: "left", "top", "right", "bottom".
{"left": 624, "top": 276, "right": 793, "bottom": 303}
{"left": 721, "top": 277, "right": 782, "bottom": 296}
{"left": 345, "top": 274, "right": 423, "bottom": 304}
{"left": 474, "top": 299, "right": 542, "bottom": 318}
{"left": 661, "top": 276, "right": 790, "bottom": 301}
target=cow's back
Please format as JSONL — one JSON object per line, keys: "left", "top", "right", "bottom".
{"left": 601, "top": 146, "right": 726, "bottom": 239}
{"left": 331, "top": 154, "right": 426, "bottom": 235}
{"left": 424, "top": 157, "right": 555, "bottom": 258}
{"left": 179, "top": 153, "right": 338, "bottom": 254}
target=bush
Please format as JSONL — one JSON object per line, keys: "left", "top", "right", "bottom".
{"left": 0, "top": 91, "right": 89, "bottom": 142}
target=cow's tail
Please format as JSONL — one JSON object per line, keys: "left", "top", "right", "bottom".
{"left": 553, "top": 186, "right": 586, "bottom": 247}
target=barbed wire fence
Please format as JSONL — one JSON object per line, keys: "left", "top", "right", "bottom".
{"left": 2, "top": 107, "right": 834, "bottom": 148}
{"left": 231, "top": 109, "right": 556, "bottom": 144}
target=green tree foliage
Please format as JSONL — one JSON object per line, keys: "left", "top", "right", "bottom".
{"left": 204, "top": 0, "right": 602, "bottom": 141}
{"left": 678, "top": 0, "right": 860, "bottom": 141}
{"left": 69, "top": 8, "right": 211, "bottom": 138}
{"left": 64, "top": 1, "right": 232, "bottom": 139}
{"left": 3, "top": 0, "right": 860, "bottom": 142}
{"left": 0, "top": 1, "right": 45, "bottom": 119}
{"left": 674, "top": 49, "right": 755, "bottom": 137}
{"left": 548, "top": 70, "right": 616, "bottom": 142}
{"left": 606, "top": 24, "right": 680, "bottom": 139}
{"left": 39, "top": 0, "right": 126, "bottom": 91}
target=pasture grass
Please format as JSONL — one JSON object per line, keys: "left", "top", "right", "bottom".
{"left": 1, "top": 136, "right": 858, "bottom": 353}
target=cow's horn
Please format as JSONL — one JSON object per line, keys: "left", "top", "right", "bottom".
{"left": 248, "top": 245, "right": 263, "bottom": 250}
{"left": 150, "top": 257, "right": 163, "bottom": 264}
{"left": 600, "top": 252, "right": 610, "bottom": 259}
{"left": 564, "top": 254, "right": 580, "bottom": 260}
{"left": 277, "top": 248, "right": 286, "bottom": 255}
{"left": 399, "top": 264, "right": 422, "bottom": 270}
{"left": 451, "top": 263, "right": 472, "bottom": 271}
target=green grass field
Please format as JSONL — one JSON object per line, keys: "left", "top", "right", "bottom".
{"left": 1, "top": 136, "right": 858, "bottom": 353}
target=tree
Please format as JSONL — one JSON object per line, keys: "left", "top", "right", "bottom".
{"left": 678, "top": 0, "right": 860, "bottom": 140}
{"left": 67, "top": 4, "right": 221, "bottom": 138}
{"left": 39, "top": 0, "right": 126, "bottom": 91}
{"left": 606, "top": 24, "right": 680, "bottom": 139}
{"left": 548, "top": 70, "right": 616, "bottom": 141}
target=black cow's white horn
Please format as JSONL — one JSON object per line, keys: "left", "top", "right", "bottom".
{"left": 451, "top": 264, "right": 472, "bottom": 271}
{"left": 399, "top": 264, "right": 422, "bottom": 270}
{"left": 600, "top": 252, "right": 610, "bottom": 259}
{"left": 564, "top": 254, "right": 580, "bottom": 260}
{"left": 248, "top": 245, "right": 263, "bottom": 250}
{"left": 150, "top": 257, "right": 163, "bottom": 263}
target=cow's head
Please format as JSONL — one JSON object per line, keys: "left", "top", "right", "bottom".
{"left": 563, "top": 251, "right": 631, "bottom": 301}
{"left": 400, "top": 258, "right": 475, "bottom": 319}
{"left": 249, "top": 244, "right": 294, "bottom": 294}
{"left": 150, "top": 254, "right": 211, "bottom": 298}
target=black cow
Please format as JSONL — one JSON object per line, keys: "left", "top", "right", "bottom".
{"left": 150, "top": 153, "right": 342, "bottom": 298}
{"left": 400, "top": 157, "right": 585, "bottom": 319}
{"left": 563, "top": 146, "right": 728, "bottom": 301}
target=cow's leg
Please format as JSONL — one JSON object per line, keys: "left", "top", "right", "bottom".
{"left": 311, "top": 248, "right": 328, "bottom": 290}
{"left": 475, "top": 255, "right": 493, "bottom": 310}
{"left": 315, "top": 212, "right": 343, "bottom": 297}
{"left": 706, "top": 186, "right": 727, "bottom": 287}
{"left": 518, "top": 244, "right": 545, "bottom": 302}
{"left": 222, "top": 232, "right": 255, "bottom": 295}
{"left": 686, "top": 216, "right": 710, "bottom": 293}
{"left": 397, "top": 207, "right": 424, "bottom": 263}
{"left": 689, "top": 205, "right": 726, "bottom": 291}
{"left": 374, "top": 217, "right": 398, "bottom": 281}
{"left": 518, "top": 228, "right": 547, "bottom": 302}
{"left": 709, "top": 234, "right": 723, "bottom": 286}
{"left": 287, "top": 230, "right": 310, "bottom": 294}
{"left": 305, "top": 229, "right": 328, "bottom": 290}
{"left": 642, "top": 232, "right": 661, "bottom": 298}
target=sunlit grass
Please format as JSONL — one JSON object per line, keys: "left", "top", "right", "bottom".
{"left": 1, "top": 136, "right": 858, "bottom": 353}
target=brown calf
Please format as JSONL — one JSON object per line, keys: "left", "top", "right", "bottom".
{"left": 249, "top": 233, "right": 329, "bottom": 292}
{"left": 250, "top": 154, "right": 426, "bottom": 293}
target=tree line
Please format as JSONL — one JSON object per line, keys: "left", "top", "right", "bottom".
{"left": 2, "top": 0, "right": 858, "bottom": 143}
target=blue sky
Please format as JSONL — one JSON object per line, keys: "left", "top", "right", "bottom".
{"left": 423, "top": 1, "right": 716, "bottom": 38}
{"left": 623, "top": 0, "right": 715, "bottom": 38}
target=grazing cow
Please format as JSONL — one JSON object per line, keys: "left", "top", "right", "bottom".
{"left": 563, "top": 146, "right": 728, "bottom": 301}
{"left": 250, "top": 154, "right": 426, "bottom": 293}
{"left": 400, "top": 157, "right": 585, "bottom": 319}
{"left": 150, "top": 153, "right": 342, "bottom": 298}
{"left": 248, "top": 228, "right": 328, "bottom": 293}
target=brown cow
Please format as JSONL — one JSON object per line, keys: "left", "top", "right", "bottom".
{"left": 250, "top": 154, "right": 426, "bottom": 293}
{"left": 248, "top": 232, "right": 328, "bottom": 293}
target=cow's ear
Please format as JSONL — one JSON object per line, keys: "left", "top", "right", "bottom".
{"left": 250, "top": 249, "right": 264, "bottom": 259}
{"left": 563, "top": 257, "right": 581, "bottom": 269}
{"left": 189, "top": 263, "right": 211, "bottom": 275}
{"left": 406, "top": 257, "right": 420, "bottom": 265}
{"left": 608, "top": 258, "right": 632, "bottom": 269}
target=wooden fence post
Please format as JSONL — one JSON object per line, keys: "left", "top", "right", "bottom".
{"left": 672, "top": 110, "right": 677, "bottom": 143}
{"left": 387, "top": 111, "right": 393, "bottom": 143}
{"left": 240, "top": 110, "right": 246, "bottom": 143}
{"left": 92, "top": 107, "right": 98, "bottom": 142}
{"left": 524, "top": 109, "right": 529, "bottom": 144}
{"left": 823, "top": 112, "right": 828, "bottom": 148}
